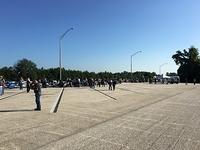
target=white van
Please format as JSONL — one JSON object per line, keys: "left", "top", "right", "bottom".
{"left": 168, "top": 76, "right": 180, "bottom": 84}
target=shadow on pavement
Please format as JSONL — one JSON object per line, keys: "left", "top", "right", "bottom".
{"left": 0, "top": 109, "right": 34, "bottom": 112}
{"left": 91, "top": 89, "right": 110, "bottom": 92}
{"left": 0, "top": 91, "right": 26, "bottom": 100}
{"left": 92, "top": 88, "right": 117, "bottom": 100}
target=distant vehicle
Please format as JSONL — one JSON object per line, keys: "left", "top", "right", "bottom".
{"left": 168, "top": 76, "right": 180, "bottom": 84}
{"left": 6, "top": 81, "right": 19, "bottom": 89}
{"left": 154, "top": 75, "right": 180, "bottom": 84}
{"left": 162, "top": 76, "right": 171, "bottom": 84}
{"left": 22, "top": 81, "right": 27, "bottom": 88}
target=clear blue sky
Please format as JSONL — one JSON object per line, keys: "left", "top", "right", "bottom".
{"left": 0, "top": 0, "right": 200, "bottom": 74}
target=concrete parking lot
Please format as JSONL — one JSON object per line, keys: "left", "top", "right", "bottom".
{"left": 0, "top": 83, "right": 200, "bottom": 150}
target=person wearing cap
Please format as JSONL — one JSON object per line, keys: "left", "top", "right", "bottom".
{"left": 33, "top": 80, "right": 41, "bottom": 111}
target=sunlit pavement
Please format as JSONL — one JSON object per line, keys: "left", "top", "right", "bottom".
{"left": 0, "top": 83, "right": 200, "bottom": 150}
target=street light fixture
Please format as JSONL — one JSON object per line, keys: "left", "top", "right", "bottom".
{"left": 159, "top": 63, "right": 168, "bottom": 75}
{"left": 59, "top": 27, "right": 74, "bottom": 81}
{"left": 130, "top": 51, "right": 142, "bottom": 74}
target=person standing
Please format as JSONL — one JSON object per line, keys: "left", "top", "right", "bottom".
{"left": 88, "top": 78, "right": 92, "bottom": 88}
{"left": 185, "top": 78, "right": 188, "bottom": 85}
{"left": 26, "top": 78, "right": 31, "bottom": 93}
{"left": 92, "top": 78, "right": 95, "bottom": 88}
{"left": 112, "top": 80, "right": 117, "bottom": 91}
{"left": 101, "top": 79, "right": 105, "bottom": 87}
{"left": 33, "top": 80, "right": 41, "bottom": 111}
{"left": 19, "top": 77, "right": 23, "bottom": 90}
{"left": 108, "top": 80, "right": 112, "bottom": 90}
{"left": 98, "top": 79, "right": 101, "bottom": 87}
{"left": 0, "top": 76, "right": 5, "bottom": 95}
{"left": 193, "top": 78, "right": 196, "bottom": 85}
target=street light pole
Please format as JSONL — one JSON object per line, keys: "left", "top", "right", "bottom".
{"left": 59, "top": 27, "right": 73, "bottom": 81}
{"left": 130, "top": 51, "right": 142, "bottom": 74}
{"left": 159, "top": 63, "right": 168, "bottom": 75}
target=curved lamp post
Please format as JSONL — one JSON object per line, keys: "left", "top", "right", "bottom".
{"left": 159, "top": 63, "right": 168, "bottom": 75}
{"left": 59, "top": 27, "right": 73, "bottom": 81}
{"left": 130, "top": 51, "right": 142, "bottom": 74}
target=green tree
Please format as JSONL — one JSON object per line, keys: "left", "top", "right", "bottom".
{"left": 172, "top": 46, "right": 199, "bottom": 65}
{"left": 14, "top": 58, "right": 38, "bottom": 80}
{"left": 0, "top": 67, "right": 17, "bottom": 81}
{"left": 1, "top": 58, "right": 157, "bottom": 82}
{"left": 172, "top": 46, "right": 200, "bottom": 82}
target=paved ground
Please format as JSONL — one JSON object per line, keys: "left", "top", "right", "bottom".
{"left": 0, "top": 83, "right": 200, "bottom": 150}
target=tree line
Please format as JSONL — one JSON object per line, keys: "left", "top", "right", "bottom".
{"left": 1, "top": 46, "right": 199, "bottom": 83}
{"left": 0, "top": 58, "right": 156, "bottom": 82}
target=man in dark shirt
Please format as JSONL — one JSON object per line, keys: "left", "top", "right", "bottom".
{"left": 33, "top": 80, "right": 41, "bottom": 111}
{"left": 112, "top": 80, "right": 117, "bottom": 91}
{"left": 108, "top": 80, "right": 112, "bottom": 90}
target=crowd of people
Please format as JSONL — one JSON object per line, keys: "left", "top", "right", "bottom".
{"left": 1, "top": 74, "right": 199, "bottom": 112}
{"left": 62, "top": 78, "right": 118, "bottom": 90}
{"left": 0, "top": 76, "right": 119, "bottom": 111}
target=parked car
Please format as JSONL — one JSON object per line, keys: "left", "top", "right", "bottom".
{"left": 168, "top": 76, "right": 180, "bottom": 84}
{"left": 6, "top": 81, "right": 19, "bottom": 89}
